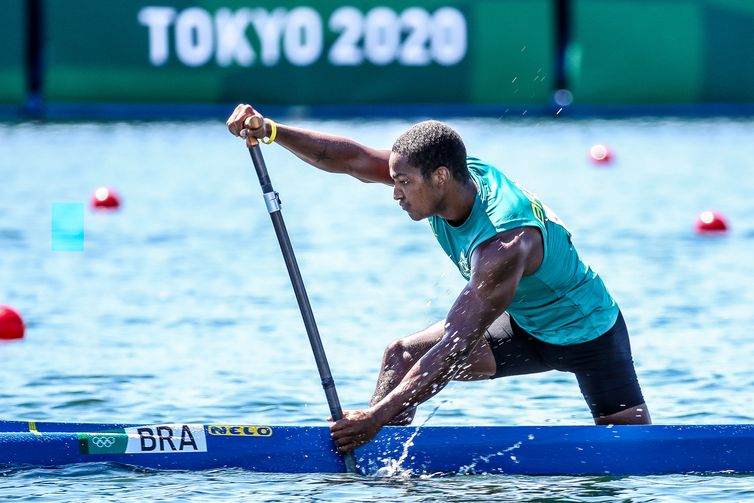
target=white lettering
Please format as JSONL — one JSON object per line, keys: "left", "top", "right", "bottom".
{"left": 251, "top": 8, "right": 287, "bottom": 66}
{"left": 138, "top": 5, "right": 467, "bottom": 69}
{"left": 284, "top": 7, "right": 322, "bottom": 66}
{"left": 328, "top": 7, "right": 363, "bottom": 66}
{"left": 364, "top": 7, "right": 399, "bottom": 66}
{"left": 215, "top": 8, "right": 254, "bottom": 67}
{"left": 175, "top": 7, "right": 214, "bottom": 67}
{"left": 138, "top": 7, "right": 176, "bottom": 66}
{"left": 431, "top": 7, "right": 467, "bottom": 66}
{"left": 399, "top": 8, "right": 431, "bottom": 66}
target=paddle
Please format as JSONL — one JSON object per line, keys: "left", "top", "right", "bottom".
{"left": 241, "top": 115, "right": 358, "bottom": 474}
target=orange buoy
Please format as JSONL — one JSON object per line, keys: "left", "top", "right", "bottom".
{"left": 695, "top": 210, "right": 729, "bottom": 234}
{"left": 589, "top": 144, "right": 613, "bottom": 164}
{"left": 91, "top": 187, "right": 121, "bottom": 210}
{"left": 0, "top": 305, "right": 25, "bottom": 340}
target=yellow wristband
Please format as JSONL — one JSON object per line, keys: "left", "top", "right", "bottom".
{"left": 262, "top": 118, "right": 277, "bottom": 144}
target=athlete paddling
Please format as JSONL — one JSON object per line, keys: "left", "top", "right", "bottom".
{"left": 227, "top": 105, "right": 651, "bottom": 454}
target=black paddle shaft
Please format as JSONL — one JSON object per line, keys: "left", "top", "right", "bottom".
{"left": 246, "top": 143, "right": 358, "bottom": 474}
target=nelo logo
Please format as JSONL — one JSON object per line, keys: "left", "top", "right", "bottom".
{"left": 207, "top": 425, "right": 273, "bottom": 437}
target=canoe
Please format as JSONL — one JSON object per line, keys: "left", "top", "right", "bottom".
{"left": 1, "top": 421, "right": 753, "bottom": 475}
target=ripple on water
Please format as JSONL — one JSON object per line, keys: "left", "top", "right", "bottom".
{"left": 1, "top": 118, "right": 753, "bottom": 500}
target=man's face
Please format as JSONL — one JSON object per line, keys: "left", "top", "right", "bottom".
{"left": 389, "top": 152, "right": 444, "bottom": 221}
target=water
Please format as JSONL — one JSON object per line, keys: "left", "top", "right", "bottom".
{"left": 1, "top": 117, "right": 753, "bottom": 500}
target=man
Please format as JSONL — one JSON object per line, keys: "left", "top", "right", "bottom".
{"left": 227, "top": 105, "right": 651, "bottom": 454}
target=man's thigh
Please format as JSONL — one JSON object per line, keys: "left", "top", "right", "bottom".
{"left": 482, "top": 312, "right": 554, "bottom": 379}
{"left": 403, "top": 320, "right": 498, "bottom": 381}
{"left": 457, "top": 312, "right": 551, "bottom": 381}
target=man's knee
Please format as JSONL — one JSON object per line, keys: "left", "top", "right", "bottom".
{"left": 382, "top": 338, "right": 414, "bottom": 368}
{"left": 594, "top": 403, "right": 651, "bottom": 425}
{"left": 381, "top": 322, "right": 444, "bottom": 370}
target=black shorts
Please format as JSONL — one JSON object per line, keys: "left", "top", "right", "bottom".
{"left": 484, "top": 311, "right": 645, "bottom": 418}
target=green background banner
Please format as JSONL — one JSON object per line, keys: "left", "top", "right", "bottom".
{"left": 2, "top": 0, "right": 752, "bottom": 109}
{"left": 43, "top": 0, "right": 554, "bottom": 105}
{"left": 0, "top": 0, "right": 26, "bottom": 105}
{"left": 568, "top": 0, "right": 754, "bottom": 104}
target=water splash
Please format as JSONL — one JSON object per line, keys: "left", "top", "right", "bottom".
{"left": 457, "top": 441, "right": 523, "bottom": 475}
{"left": 372, "top": 400, "right": 448, "bottom": 478}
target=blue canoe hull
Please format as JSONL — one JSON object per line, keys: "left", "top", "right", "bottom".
{"left": 1, "top": 421, "right": 753, "bottom": 475}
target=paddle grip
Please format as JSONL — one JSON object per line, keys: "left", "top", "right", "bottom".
{"left": 243, "top": 115, "right": 264, "bottom": 147}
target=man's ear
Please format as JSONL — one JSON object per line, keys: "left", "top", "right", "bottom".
{"left": 434, "top": 166, "right": 450, "bottom": 186}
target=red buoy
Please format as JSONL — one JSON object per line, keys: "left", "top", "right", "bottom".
{"left": 589, "top": 144, "right": 613, "bottom": 164}
{"left": 0, "top": 305, "right": 25, "bottom": 340}
{"left": 91, "top": 187, "right": 121, "bottom": 210}
{"left": 695, "top": 210, "right": 729, "bottom": 234}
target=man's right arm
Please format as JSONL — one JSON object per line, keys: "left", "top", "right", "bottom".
{"left": 227, "top": 104, "right": 393, "bottom": 185}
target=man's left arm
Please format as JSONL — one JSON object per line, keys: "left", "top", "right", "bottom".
{"left": 329, "top": 227, "right": 538, "bottom": 453}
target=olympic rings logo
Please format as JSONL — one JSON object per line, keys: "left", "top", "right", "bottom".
{"left": 91, "top": 436, "right": 116, "bottom": 448}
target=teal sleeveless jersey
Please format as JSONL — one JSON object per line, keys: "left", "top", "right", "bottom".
{"left": 428, "top": 157, "right": 619, "bottom": 345}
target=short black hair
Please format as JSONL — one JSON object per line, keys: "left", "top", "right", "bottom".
{"left": 391, "top": 120, "right": 469, "bottom": 183}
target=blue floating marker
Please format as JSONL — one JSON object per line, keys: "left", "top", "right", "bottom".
{"left": 51, "top": 203, "right": 84, "bottom": 252}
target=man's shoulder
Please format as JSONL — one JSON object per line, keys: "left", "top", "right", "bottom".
{"left": 466, "top": 155, "right": 492, "bottom": 170}
{"left": 466, "top": 156, "right": 506, "bottom": 182}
